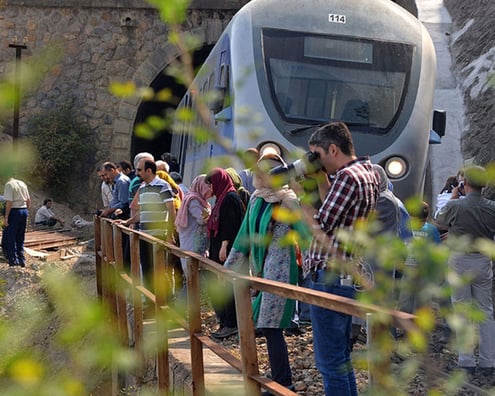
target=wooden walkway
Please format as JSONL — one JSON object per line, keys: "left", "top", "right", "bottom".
{"left": 0, "top": 227, "right": 80, "bottom": 250}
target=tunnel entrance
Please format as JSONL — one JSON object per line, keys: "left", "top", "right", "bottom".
{"left": 131, "top": 45, "right": 214, "bottom": 164}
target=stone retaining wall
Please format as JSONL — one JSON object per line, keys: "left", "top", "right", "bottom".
{"left": 0, "top": 3, "right": 243, "bottom": 203}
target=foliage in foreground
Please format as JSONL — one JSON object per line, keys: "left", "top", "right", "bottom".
{"left": 0, "top": 268, "right": 138, "bottom": 396}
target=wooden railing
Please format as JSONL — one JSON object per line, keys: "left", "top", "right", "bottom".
{"left": 94, "top": 216, "right": 421, "bottom": 396}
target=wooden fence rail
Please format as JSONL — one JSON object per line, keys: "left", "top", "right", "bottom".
{"left": 94, "top": 216, "right": 420, "bottom": 396}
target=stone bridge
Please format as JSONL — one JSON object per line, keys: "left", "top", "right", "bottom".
{"left": 0, "top": 0, "right": 249, "bottom": 167}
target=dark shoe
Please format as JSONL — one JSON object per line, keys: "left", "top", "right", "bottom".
{"left": 284, "top": 325, "right": 306, "bottom": 337}
{"left": 8, "top": 259, "right": 18, "bottom": 267}
{"left": 255, "top": 328, "right": 264, "bottom": 338}
{"left": 478, "top": 367, "right": 494, "bottom": 377}
{"left": 211, "top": 326, "right": 238, "bottom": 339}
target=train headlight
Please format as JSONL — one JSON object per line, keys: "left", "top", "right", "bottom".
{"left": 384, "top": 157, "right": 407, "bottom": 179}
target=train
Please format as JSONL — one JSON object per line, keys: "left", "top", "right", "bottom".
{"left": 171, "top": 0, "right": 446, "bottom": 199}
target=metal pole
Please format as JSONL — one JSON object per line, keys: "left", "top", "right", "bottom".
{"left": 8, "top": 36, "right": 27, "bottom": 152}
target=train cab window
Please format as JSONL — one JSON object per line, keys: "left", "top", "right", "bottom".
{"left": 261, "top": 29, "right": 413, "bottom": 135}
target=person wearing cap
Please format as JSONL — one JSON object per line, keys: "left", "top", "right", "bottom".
{"left": 224, "top": 152, "right": 311, "bottom": 395}
{"left": 436, "top": 165, "right": 495, "bottom": 375}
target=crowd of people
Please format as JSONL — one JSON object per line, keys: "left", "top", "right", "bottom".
{"left": 4, "top": 121, "right": 495, "bottom": 395}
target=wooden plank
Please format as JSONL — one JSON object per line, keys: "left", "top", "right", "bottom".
{"left": 0, "top": 228, "right": 79, "bottom": 251}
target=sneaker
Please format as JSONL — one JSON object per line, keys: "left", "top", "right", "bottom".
{"left": 211, "top": 326, "right": 238, "bottom": 339}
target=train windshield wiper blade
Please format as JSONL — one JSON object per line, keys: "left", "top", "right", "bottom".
{"left": 288, "top": 123, "right": 326, "bottom": 135}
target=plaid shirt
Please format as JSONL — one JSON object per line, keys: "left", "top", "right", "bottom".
{"left": 303, "top": 156, "right": 379, "bottom": 275}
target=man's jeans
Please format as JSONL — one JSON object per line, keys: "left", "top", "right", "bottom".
{"left": 310, "top": 269, "right": 358, "bottom": 396}
{"left": 1, "top": 208, "right": 28, "bottom": 266}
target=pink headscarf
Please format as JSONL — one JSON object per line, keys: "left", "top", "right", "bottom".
{"left": 206, "top": 168, "right": 236, "bottom": 237}
{"left": 174, "top": 174, "right": 211, "bottom": 233}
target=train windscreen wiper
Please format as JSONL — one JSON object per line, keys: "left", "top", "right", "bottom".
{"left": 288, "top": 122, "right": 327, "bottom": 135}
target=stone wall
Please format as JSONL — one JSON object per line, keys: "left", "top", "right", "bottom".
{"left": 0, "top": 3, "right": 242, "bottom": 207}
{"left": 443, "top": 0, "right": 495, "bottom": 168}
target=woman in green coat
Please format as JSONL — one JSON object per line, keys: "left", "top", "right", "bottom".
{"left": 224, "top": 152, "right": 311, "bottom": 394}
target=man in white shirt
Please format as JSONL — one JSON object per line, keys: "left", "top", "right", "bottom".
{"left": 2, "top": 177, "right": 31, "bottom": 267}
{"left": 35, "top": 199, "right": 65, "bottom": 227}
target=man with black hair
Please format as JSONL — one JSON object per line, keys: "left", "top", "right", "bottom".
{"left": 120, "top": 159, "right": 176, "bottom": 293}
{"left": 35, "top": 199, "right": 65, "bottom": 227}
{"left": 160, "top": 152, "right": 180, "bottom": 173}
{"left": 98, "top": 162, "right": 130, "bottom": 220}
{"left": 117, "top": 159, "right": 136, "bottom": 180}
{"left": 291, "top": 121, "right": 379, "bottom": 396}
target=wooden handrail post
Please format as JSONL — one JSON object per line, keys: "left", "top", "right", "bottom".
{"left": 94, "top": 216, "right": 102, "bottom": 298}
{"left": 130, "top": 232, "right": 144, "bottom": 370}
{"left": 187, "top": 256, "right": 205, "bottom": 396}
{"left": 233, "top": 277, "right": 261, "bottom": 396}
{"left": 367, "top": 312, "right": 392, "bottom": 395}
{"left": 102, "top": 220, "right": 116, "bottom": 311}
{"left": 112, "top": 224, "right": 129, "bottom": 347}
{"left": 153, "top": 243, "right": 170, "bottom": 393}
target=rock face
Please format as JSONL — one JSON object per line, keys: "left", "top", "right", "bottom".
{"left": 444, "top": 0, "right": 495, "bottom": 170}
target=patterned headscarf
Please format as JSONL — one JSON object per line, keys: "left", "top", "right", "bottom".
{"left": 206, "top": 168, "right": 236, "bottom": 237}
{"left": 174, "top": 174, "right": 211, "bottom": 233}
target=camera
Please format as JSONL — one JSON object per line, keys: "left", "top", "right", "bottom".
{"left": 270, "top": 151, "right": 322, "bottom": 182}
{"left": 458, "top": 180, "right": 465, "bottom": 195}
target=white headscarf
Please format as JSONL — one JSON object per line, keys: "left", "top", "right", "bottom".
{"left": 250, "top": 153, "right": 297, "bottom": 206}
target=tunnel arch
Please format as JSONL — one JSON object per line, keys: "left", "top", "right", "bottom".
{"left": 131, "top": 44, "right": 214, "bottom": 164}
{"left": 112, "top": 21, "right": 226, "bottom": 164}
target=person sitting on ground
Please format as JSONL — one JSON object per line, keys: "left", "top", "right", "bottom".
{"left": 34, "top": 199, "right": 65, "bottom": 227}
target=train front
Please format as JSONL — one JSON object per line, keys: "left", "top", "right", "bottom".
{"left": 231, "top": 0, "right": 437, "bottom": 200}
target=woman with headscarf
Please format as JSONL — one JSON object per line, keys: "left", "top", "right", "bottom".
{"left": 175, "top": 174, "right": 212, "bottom": 277}
{"left": 205, "top": 167, "right": 246, "bottom": 339}
{"left": 224, "top": 153, "right": 311, "bottom": 394}
{"left": 225, "top": 167, "right": 251, "bottom": 209}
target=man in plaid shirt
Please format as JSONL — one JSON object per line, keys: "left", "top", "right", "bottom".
{"left": 291, "top": 122, "right": 379, "bottom": 396}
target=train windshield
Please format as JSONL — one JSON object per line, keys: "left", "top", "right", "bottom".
{"left": 262, "top": 29, "right": 414, "bottom": 135}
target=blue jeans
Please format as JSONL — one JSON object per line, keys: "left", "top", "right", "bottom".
{"left": 310, "top": 269, "right": 357, "bottom": 396}
{"left": 1, "top": 208, "right": 28, "bottom": 266}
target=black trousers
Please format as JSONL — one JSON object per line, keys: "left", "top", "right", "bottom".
{"left": 262, "top": 328, "right": 292, "bottom": 387}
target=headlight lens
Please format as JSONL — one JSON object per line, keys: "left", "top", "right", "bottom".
{"left": 384, "top": 157, "right": 407, "bottom": 179}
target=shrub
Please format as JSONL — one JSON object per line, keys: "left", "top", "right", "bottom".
{"left": 25, "top": 103, "right": 96, "bottom": 207}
